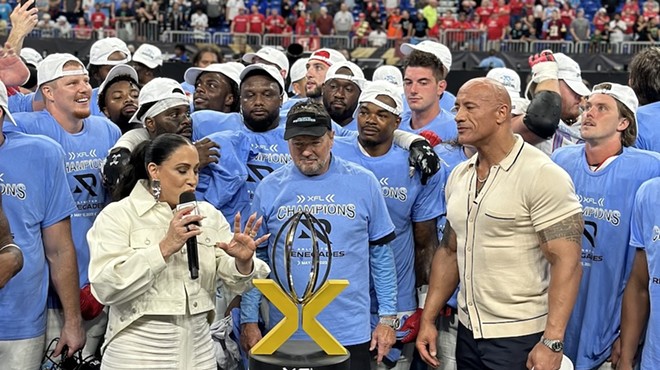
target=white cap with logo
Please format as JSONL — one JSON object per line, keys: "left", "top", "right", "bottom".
{"left": 400, "top": 40, "right": 453, "bottom": 74}
{"left": 132, "top": 43, "right": 163, "bottom": 69}
{"left": 372, "top": 65, "right": 404, "bottom": 91}
{"left": 554, "top": 53, "right": 590, "bottom": 97}
{"left": 590, "top": 82, "right": 639, "bottom": 114}
{"left": 289, "top": 58, "right": 308, "bottom": 83}
{"left": 35, "top": 53, "right": 88, "bottom": 101}
{"left": 243, "top": 47, "right": 290, "bottom": 78}
{"left": 88, "top": 37, "right": 131, "bottom": 67}
{"left": 324, "top": 61, "right": 366, "bottom": 89}
{"left": 359, "top": 80, "right": 404, "bottom": 116}
{"left": 240, "top": 63, "right": 286, "bottom": 95}
{"left": 130, "top": 78, "right": 189, "bottom": 124}
{"left": 0, "top": 81, "right": 17, "bottom": 126}
{"left": 184, "top": 62, "right": 245, "bottom": 88}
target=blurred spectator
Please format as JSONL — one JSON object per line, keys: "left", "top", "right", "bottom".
{"left": 523, "top": 13, "right": 538, "bottom": 38}
{"left": 281, "top": 0, "right": 292, "bottom": 19}
{"left": 633, "top": 13, "right": 648, "bottom": 41}
{"left": 63, "top": 0, "right": 83, "bottom": 22}
{"left": 97, "top": 0, "right": 114, "bottom": 19}
{"left": 90, "top": 3, "right": 107, "bottom": 29}
{"left": 590, "top": 25, "right": 609, "bottom": 52}
{"left": 623, "top": 0, "right": 640, "bottom": 14}
{"left": 412, "top": 10, "right": 428, "bottom": 40}
{"left": 166, "top": 1, "right": 186, "bottom": 30}
{"left": 496, "top": 0, "right": 510, "bottom": 28}
{"left": 367, "top": 9, "right": 383, "bottom": 30}
{"left": 37, "top": 13, "right": 56, "bottom": 36}
{"left": 366, "top": 0, "right": 380, "bottom": 15}
{"left": 386, "top": 8, "right": 402, "bottom": 35}
{"left": 510, "top": 0, "right": 523, "bottom": 25}
{"left": 399, "top": 9, "right": 413, "bottom": 37}
{"left": 368, "top": 25, "right": 388, "bottom": 46}
{"left": 422, "top": 0, "right": 439, "bottom": 29}
{"left": 74, "top": 16, "right": 92, "bottom": 39}
{"left": 476, "top": 0, "right": 493, "bottom": 21}
{"left": 459, "top": 0, "right": 477, "bottom": 18}
{"left": 190, "top": 6, "right": 208, "bottom": 39}
{"left": 231, "top": 7, "right": 249, "bottom": 33}
{"left": 0, "top": 0, "right": 11, "bottom": 22}
{"left": 193, "top": 46, "right": 222, "bottom": 67}
{"left": 532, "top": 1, "right": 544, "bottom": 38}
{"left": 543, "top": 0, "right": 560, "bottom": 20}
{"left": 266, "top": 8, "right": 286, "bottom": 34}
{"left": 248, "top": 4, "right": 265, "bottom": 34}
{"left": 545, "top": 9, "right": 566, "bottom": 40}
{"left": 593, "top": 8, "right": 610, "bottom": 32}
{"left": 570, "top": 9, "right": 590, "bottom": 42}
{"left": 170, "top": 43, "right": 189, "bottom": 62}
{"left": 486, "top": 12, "right": 505, "bottom": 41}
{"left": 316, "top": 6, "right": 334, "bottom": 35}
{"left": 642, "top": 0, "right": 660, "bottom": 19}
{"left": 225, "top": 0, "right": 245, "bottom": 26}
{"left": 295, "top": 0, "right": 305, "bottom": 16}
{"left": 54, "top": 14, "right": 72, "bottom": 37}
{"left": 509, "top": 19, "right": 531, "bottom": 41}
{"left": 384, "top": 0, "right": 399, "bottom": 15}
{"left": 440, "top": 9, "right": 457, "bottom": 29}
{"left": 621, "top": 8, "right": 636, "bottom": 39}
{"left": 609, "top": 13, "right": 627, "bottom": 44}
{"left": 559, "top": 2, "right": 575, "bottom": 29}
{"left": 353, "top": 12, "right": 371, "bottom": 44}
{"left": 447, "top": 12, "right": 475, "bottom": 50}
{"left": 478, "top": 49, "right": 505, "bottom": 69}
{"left": 82, "top": 0, "right": 95, "bottom": 21}
{"left": 47, "top": 0, "right": 62, "bottom": 20}
{"left": 206, "top": 0, "right": 221, "bottom": 27}
{"left": 333, "top": 3, "right": 353, "bottom": 36}
{"left": 295, "top": 11, "right": 315, "bottom": 35}
{"left": 649, "top": 17, "right": 660, "bottom": 41}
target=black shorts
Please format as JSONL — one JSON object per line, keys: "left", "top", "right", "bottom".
{"left": 456, "top": 323, "right": 542, "bottom": 370}
{"left": 345, "top": 341, "right": 371, "bottom": 370}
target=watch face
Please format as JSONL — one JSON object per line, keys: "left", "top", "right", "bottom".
{"left": 551, "top": 341, "right": 563, "bottom": 352}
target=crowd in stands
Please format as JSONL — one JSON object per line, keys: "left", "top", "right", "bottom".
{"left": 0, "top": 0, "right": 658, "bottom": 47}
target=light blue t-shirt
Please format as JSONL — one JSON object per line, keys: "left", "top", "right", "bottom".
{"left": 181, "top": 80, "right": 195, "bottom": 95}
{"left": 8, "top": 92, "right": 35, "bottom": 113}
{"left": 399, "top": 107, "right": 458, "bottom": 142}
{"left": 251, "top": 155, "right": 396, "bottom": 346}
{"left": 8, "top": 111, "right": 121, "bottom": 288}
{"left": 333, "top": 136, "right": 444, "bottom": 313}
{"left": 0, "top": 132, "right": 77, "bottom": 340}
{"left": 192, "top": 110, "right": 245, "bottom": 141}
{"left": 90, "top": 87, "right": 103, "bottom": 117}
{"left": 635, "top": 101, "right": 660, "bottom": 153}
{"left": 552, "top": 145, "right": 660, "bottom": 369}
{"left": 629, "top": 177, "right": 660, "bottom": 370}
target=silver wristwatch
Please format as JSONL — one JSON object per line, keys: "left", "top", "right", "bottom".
{"left": 540, "top": 336, "right": 564, "bottom": 352}
{"left": 378, "top": 316, "right": 399, "bottom": 330}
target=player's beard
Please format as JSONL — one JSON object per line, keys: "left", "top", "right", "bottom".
{"left": 306, "top": 84, "right": 323, "bottom": 99}
{"left": 243, "top": 109, "right": 279, "bottom": 132}
{"left": 73, "top": 106, "right": 91, "bottom": 120}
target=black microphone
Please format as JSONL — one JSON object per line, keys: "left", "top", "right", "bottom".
{"left": 178, "top": 192, "right": 199, "bottom": 279}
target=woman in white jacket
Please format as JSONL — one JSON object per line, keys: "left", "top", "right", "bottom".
{"left": 87, "top": 134, "right": 270, "bottom": 369}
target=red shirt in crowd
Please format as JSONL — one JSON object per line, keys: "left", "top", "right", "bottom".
{"left": 546, "top": 19, "right": 565, "bottom": 39}
{"left": 560, "top": 8, "right": 575, "bottom": 27}
{"left": 316, "top": 14, "right": 334, "bottom": 35}
{"left": 90, "top": 11, "right": 106, "bottom": 29}
{"left": 232, "top": 13, "right": 249, "bottom": 33}
{"left": 593, "top": 13, "right": 610, "bottom": 31}
{"left": 486, "top": 16, "right": 504, "bottom": 40}
{"left": 510, "top": 0, "right": 524, "bottom": 16}
{"left": 497, "top": 5, "right": 511, "bottom": 27}
{"left": 249, "top": 12, "right": 265, "bottom": 33}
{"left": 623, "top": 0, "right": 640, "bottom": 15}
{"left": 441, "top": 15, "right": 457, "bottom": 29}
{"left": 266, "top": 14, "right": 286, "bottom": 34}
{"left": 622, "top": 12, "right": 636, "bottom": 34}
{"left": 476, "top": 6, "right": 492, "bottom": 21}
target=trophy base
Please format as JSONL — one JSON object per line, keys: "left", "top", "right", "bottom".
{"left": 249, "top": 340, "right": 351, "bottom": 370}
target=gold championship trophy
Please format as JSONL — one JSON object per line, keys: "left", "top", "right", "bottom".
{"left": 249, "top": 211, "right": 351, "bottom": 370}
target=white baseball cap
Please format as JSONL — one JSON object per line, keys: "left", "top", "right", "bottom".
{"left": 400, "top": 40, "right": 453, "bottom": 73}
{"left": 590, "top": 82, "right": 639, "bottom": 114}
{"left": 243, "top": 47, "right": 290, "bottom": 78}
{"left": 486, "top": 67, "right": 521, "bottom": 99}
{"left": 184, "top": 62, "right": 244, "bottom": 88}
{"left": 289, "top": 58, "right": 308, "bottom": 83}
{"left": 98, "top": 64, "right": 139, "bottom": 99}
{"left": 240, "top": 63, "right": 286, "bottom": 95}
{"left": 554, "top": 53, "right": 590, "bottom": 97}
{"left": 20, "top": 47, "right": 43, "bottom": 68}
{"left": 308, "top": 48, "right": 346, "bottom": 67}
{"left": 130, "top": 77, "right": 189, "bottom": 124}
{"left": 132, "top": 43, "right": 163, "bottom": 69}
{"left": 324, "top": 61, "right": 366, "bottom": 89}
{"left": 88, "top": 37, "right": 131, "bottom": 67}
{"left": 359, "top": 80, "right": 404, "bottom": 116}
{"left": 372, "top": 65, "right": 404, "bottom": 90}
{"left": 36, "top": 53, "right": 88, "bottom": 101}
{"left": 0, "top": 81, "right": 17, "bottom": 126}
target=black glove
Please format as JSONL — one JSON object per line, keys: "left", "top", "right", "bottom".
{"left": 102, "top": 147, "right": 131, "bottom": 190}
{"left": 408, "top": 140, "right": 440, "bottom": 185}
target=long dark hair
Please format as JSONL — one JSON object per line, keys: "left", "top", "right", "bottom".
{"left": 113, "top": 134, "right": 192, "bottom": 200}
